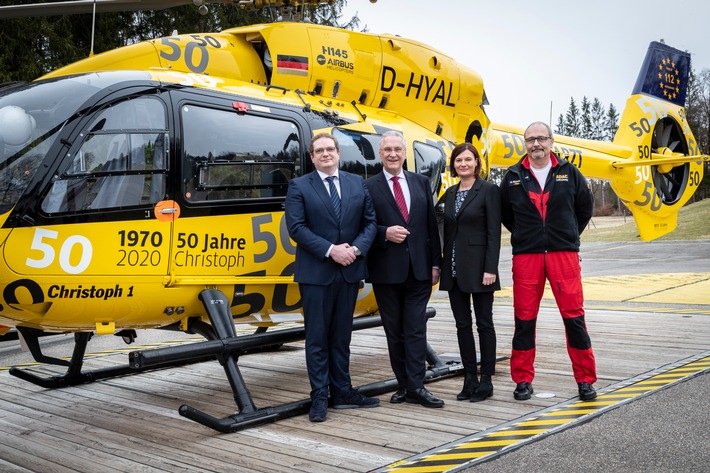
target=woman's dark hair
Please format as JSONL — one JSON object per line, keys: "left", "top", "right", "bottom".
{"left": 449, "top": 142, "right": 481, "bottom": 178}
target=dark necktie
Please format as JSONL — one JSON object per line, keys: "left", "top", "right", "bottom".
{"left": 326, "top": 176, "right": 341, "bottom": 220}
{"left": 391, "top": 176, "right": 409, "bottom": 222}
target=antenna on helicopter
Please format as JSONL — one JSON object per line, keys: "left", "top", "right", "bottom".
{"left": 89, "top": 0, "right": 96, "bottom": 56}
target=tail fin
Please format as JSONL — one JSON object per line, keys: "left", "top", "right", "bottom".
{"left": 632, "top": 41, "right": 690, "bottom": 107}
{"left": 609, "top": 41, "right": 706, "bottom": 240}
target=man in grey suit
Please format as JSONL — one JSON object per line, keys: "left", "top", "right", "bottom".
{"left": 365, "top": 131, "right": 444, "bottom": 408}
{"left": 285, "top": 132, "right": 379, "bottom": 422}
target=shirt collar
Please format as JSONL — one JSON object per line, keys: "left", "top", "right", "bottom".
{"left": 317, "top": 169, "right": 339, "bottom": 181}
{"left": 522, "top": 152, "right": 558, "bottom": 170}
{"left": 383, "top": 169, "right": 404, "bottom": 181}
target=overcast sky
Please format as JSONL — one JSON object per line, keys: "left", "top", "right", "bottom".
{"left": 340, "top": 0, "right": 709, "bottom": 128}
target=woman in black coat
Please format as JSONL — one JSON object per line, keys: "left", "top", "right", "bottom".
{"left": 439, "top": 143, "right": 502, "bottom": 402}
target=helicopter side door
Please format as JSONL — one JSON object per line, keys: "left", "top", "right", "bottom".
{"left": 165, "top": 91, "right": 308, "bottom": 322}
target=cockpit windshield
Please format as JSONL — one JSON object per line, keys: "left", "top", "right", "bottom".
{"left": 0, "top": 71, "right": 152, "bottom": 215}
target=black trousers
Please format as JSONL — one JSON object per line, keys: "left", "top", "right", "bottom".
{"left": 447, "top": 279, "right": 497, "bottom": 376}
{"left": 299, "top": 271, "right": 358, "bottom": 400}
{"left": 372, "top": 268, "right": 432, "bottom": 390}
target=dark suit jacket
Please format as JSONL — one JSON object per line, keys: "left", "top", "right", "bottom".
{"left": 365, "top": 171, "right": 441, "bottom": 283}
{"left": 439, "top": 178, "right": 502, "bottom": 293}
{"left": 285, "top": 170, "right": 377, "bottom": 285}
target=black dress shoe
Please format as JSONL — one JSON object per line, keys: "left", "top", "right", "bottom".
{"left": 405, "top": 387, "right": 445, "bottom": 408}
{"left": 578, "top": 382, "right": 597, "bottom": 401}
{"left": 390, "top": 388, "right": 406, "bottom": 404}
{"left": 332, "top": 389, "right": 380, "bottom": 409}
{"left": 513, "top": 382, "right": 533, "bottom": 400}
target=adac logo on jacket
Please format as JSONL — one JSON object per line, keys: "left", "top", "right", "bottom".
{"left": 555, "top": 174, "right": 569, "bottom": 182}
{"left": 508, "top": 178, "right": 522, "bottom": 186}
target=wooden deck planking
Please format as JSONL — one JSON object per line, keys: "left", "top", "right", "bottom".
{"left": 1, "top": 298, "right": 709, "bottom": 472}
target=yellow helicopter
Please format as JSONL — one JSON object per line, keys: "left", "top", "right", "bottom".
{"left": 0, "top": 0, "right": 706, "bottom": 432}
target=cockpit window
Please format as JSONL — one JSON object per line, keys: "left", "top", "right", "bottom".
{"left": 0, "top": 71, "right": 153, "bottom": 215}
{"left": 41, "top": 96, "right": 169, "bottom": 213}
{"left": 181, "top": 104, "right": 301, "bottom": 202}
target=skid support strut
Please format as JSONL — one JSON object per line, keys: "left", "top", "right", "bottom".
{"left": 171, "top": 289, "right": 389, "bottom": 431}
{"left": 176, "top": 289, "right": 282, "bottom": 431}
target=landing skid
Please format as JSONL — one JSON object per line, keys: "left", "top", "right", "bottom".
{"left": 9, "top": 288, "right": 464, "bottom": 433}
{"left": 9, "top": 329, "right": 135, "bottom": 388}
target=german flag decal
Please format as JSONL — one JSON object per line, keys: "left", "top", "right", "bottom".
{"left": 277, "top": 55, "right": 309, "bottom": 76}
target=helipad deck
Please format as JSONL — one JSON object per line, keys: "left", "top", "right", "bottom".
{"left": 1, "top": 240, "right": 709, "bottom": 472}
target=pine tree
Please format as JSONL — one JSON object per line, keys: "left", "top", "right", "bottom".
{"left": 554, "top": 114, "right": 566, "bottom": 136}
{"left": 604, "top": 104, "right": 620, "bottom": 141}
{"left": 590, "top": 98, "right": 606, "bottom": 141}
{"left": 564, "top": 97, "right": 580, "bottom": 137}
{"left": 580, "top": 96, "right": 592, "bottom": 139}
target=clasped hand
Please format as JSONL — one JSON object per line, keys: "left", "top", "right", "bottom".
{"left": 331, "top": 243, "right": 358, "bottom": 266}
{"left": 385, "top": 225, "right": 410, "bottom": 244}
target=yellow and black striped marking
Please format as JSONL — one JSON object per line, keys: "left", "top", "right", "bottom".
{"left": 372, "top": 351, "right": 710, "bottom": 473}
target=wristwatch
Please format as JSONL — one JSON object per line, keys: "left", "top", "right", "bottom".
{"left": 352, "top": 246, "right": 362, "bottom": 256}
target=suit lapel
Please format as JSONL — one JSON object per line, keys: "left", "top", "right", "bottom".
{"left": 309, "top": 171, "right": 338, "bottom": 221}
{"left": 445, "top": 185, "right": 458, "bottom": 221}
{"left": 371, "top": 173, "right": 394, "bottom": 209}
{"left": 339, "top": 172, "right": 351, "bottom": 219}
{"left": 403, "top": 171, "right": 415, "bottom": 217}
{"left": 455, "top": 179, "right": 482, "bottom": 218}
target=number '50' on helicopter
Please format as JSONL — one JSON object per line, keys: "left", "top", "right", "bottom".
{"left": 0, "top": 0, "right": 706, "bottom": 432}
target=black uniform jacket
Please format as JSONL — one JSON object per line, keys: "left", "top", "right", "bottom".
{"left": 500, "top": 153, "right": 593, "bottom": 255}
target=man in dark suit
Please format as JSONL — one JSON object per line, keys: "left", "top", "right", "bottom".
{"left": 365, "top": 130, "right": 444, "bottom": 408}
{"left": 285, "top": 132, "right": 379, "bottom": 422}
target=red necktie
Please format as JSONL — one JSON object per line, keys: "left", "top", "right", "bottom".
{"left": 391, "top": 176, "right": 409, "bottom": 222}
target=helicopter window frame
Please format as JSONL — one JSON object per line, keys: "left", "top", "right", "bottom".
{"left": 331, "top": 128, "right": 382, "bottom": 179}
{"left": 40, "top": 96, "right": 170, "bottom": 214}
{"left": 412, "top": 141, "right": 446, "bottom": 197}
{"left": 181, "top": 103, "right": 302, "bottom": 202}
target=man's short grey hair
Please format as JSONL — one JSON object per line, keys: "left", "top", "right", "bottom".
{"left": 524, "top": 121, "right": 554, "bottom": 139}
{"left": 379, "top": 130, "right": 407, "bottom": 149}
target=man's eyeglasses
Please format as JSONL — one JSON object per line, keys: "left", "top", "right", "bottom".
{"left": 382, "top": 147, "right": 404, "bottom": 154}
{"left": 314, "top": 146, "right": 337, "bottom": 155}
{"left": 524, "top": 136, "right": 551, "bottom": 145}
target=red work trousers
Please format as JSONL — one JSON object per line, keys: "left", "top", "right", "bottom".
{"left": 510, "top": 251, "right": 596, "bottom": 384}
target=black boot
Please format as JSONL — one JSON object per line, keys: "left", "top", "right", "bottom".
{"left": 456, "top": 372, "right": 479, "bottom": 400}
{"left": 470, "top": 374, "right": 493, "bottom": 402}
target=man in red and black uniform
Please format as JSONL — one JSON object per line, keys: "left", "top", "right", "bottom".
{"left": 500, "top": 121, "right": 597, "bottom": 402}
